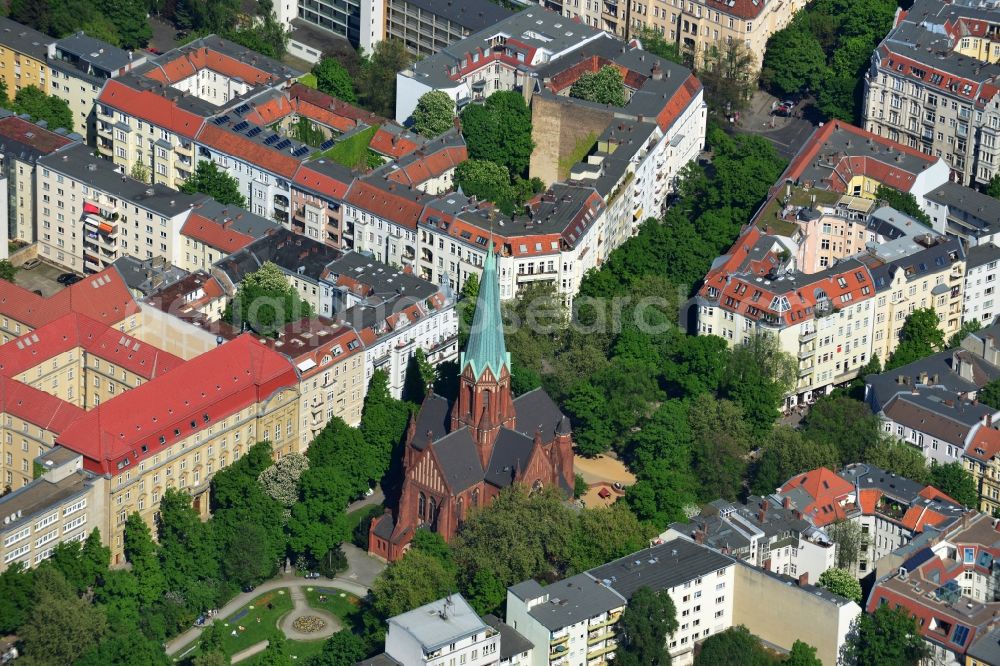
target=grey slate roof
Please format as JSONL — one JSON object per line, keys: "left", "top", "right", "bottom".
{"left": 49, "top": 32, "right": 134, "bottom": 82}
{"left": 967, "top": 626, "right": 1000, "bottom": 665}
{"left": 432, "top": 429, "right": 484, "bottom": 493}
{"left": 511, "top": 388, "right": 567, "bottom": 440}
{"left": 483, "top": 429, "right": 536, "bottom": 488}
{"left": 215, "top": 228, "right": 343, "bottom": 284}
{"left": 399, "top": 0, "right": 514, "bottom": 31}
{"left": 39, "top": 143, "right": 206, "bottom": 216}
{"left": 968, "top": 242, "right": 1000, "bottom": 270}
{"left": 411, "top": 393, "right": 451, "bottom": 449}
{"left": 865, "top": 348, "right": 999, "bottom": 412}
{"left": 190, "top": 199, "right": 281, "bottom": 239}
{"left": 112, "top": 256, "right": 189, "bottom": 297}
{"left": 484, "top": 614, "right": 533, "bottom": 660}
{"left": 588, "top": 538, "right": 735, "bottom": 601}
{"left": 0, "top": 17, "right": 52, "bottom": 59}
{"left": 357, "top": 655, "right": 402, "bottom": 666}
{"left": 926, "top": 182, "right": 1000, "bottom": 238}
{"left": 519, "top": 573, "right": 626, "bottom": 631}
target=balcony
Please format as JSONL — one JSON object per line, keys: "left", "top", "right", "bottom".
{"left": 273, "top": 195, "right": 290, "bottom": 209}
{"left": 798, "top": 364, "right": 813, "bottom": 377}
{"left": 798, "top": 346, "right": 815, "bottom": 359}
{"left": 550, "top": 632, "right": 569, "bottom": 646}
{"left": 588, "top": 630, "right": 615, "bottom": 645}
{"left": 799, "top": 329, "right": 817, "bottom": 342}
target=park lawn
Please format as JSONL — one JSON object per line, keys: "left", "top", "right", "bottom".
{"left": 298, "top": 73, "right": 318, "bottom": 88}
{"left": 215, "top": 588, "right": 294, "bottom": 657}
{"left": 304, "top": 587, "right": 363, "bottom": 628}
{"left": 240, "top": 637, "right": 326, "bottom": 664}
{"left": 314, "top": 126, "right": 379, "bottom": 168}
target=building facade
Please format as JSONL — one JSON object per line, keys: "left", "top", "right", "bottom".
{"left": 385, "top": 0, "right": 513, "bottom": 57}
{"left": 0, "top": 18, "right": 52, "bottom": 96}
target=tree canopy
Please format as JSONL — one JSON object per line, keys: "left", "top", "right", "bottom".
{"left": 841, "top": 605, "right": 929, "bottom": 666}
{"left": 570, "top": 65, "right": 627, "bottom": 106}
{"left": 359, "top": 39, "right": 412, "bottom": 118}
{"left": 312, "top": 58, "right": 357, "bottom": 103}
{"left": 9, "top": 86, "right": 73, "bottom": 132}
{"left": 460, "top": 91, "right": 535, "bottom": 177}
{"left": 612, "top": 586, "right": 677, "bottom": 665}
{"left": 223, "top": 262, "right": 314, "bottom": 336}
{"left": 874, "top": 185, "right": 933, "bottom": 227}
{"left": 180, "top": 161, "right": 247, "bottom": 207}
{"left": 817, "top": 568, "right": 862, "bottom": 603}
{"left": 928, "top": 462, "right": 979, "bottom": 508}
{"left": 410, "top": 90, "right": 456, "bottom": 137}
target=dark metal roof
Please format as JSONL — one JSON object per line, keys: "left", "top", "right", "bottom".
{"left": 484, "top": 614, "right": 534, "bottom": 659}
{"left": 589, "top": 538, "right": 735, "bottom": 601}
{"left": 511, "top": 388, "right": 565, "bottom": 439}
{"left": 411, "top": 393, "right": 451, "bottom": 450}
{"left": 431, "top": 428, "right": 483, "bottom": 492}
{"left": 483, "top": 429, "right": 535, "bottom": 488}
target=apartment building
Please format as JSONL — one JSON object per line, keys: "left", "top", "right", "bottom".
{"left": 46, "top": 32, "right": 145, "bottom": 145}
{"left": 665, "top": 496, "right": 836, "bottom": 584}
{"left": 868, "top": 512, "right": 1000, "bottom": 664}
{"left": 962, "top": 242, "right": 1000, "bottom": 325}
{"left": 178, "top": 199, "right": 281, "bottom": 274}
{"left": 564, "top": 0, "right": 808, "bottom": 71}
{"left": 923, "top": 181, "right": 1000, "bottom": 247}
{"left": 142, "top": 271, "right": 230, "bottom": 326}
{"left": 95, "top": 36, "right": 299, "bottom": 188}
{"left": 395, "top": 8, "right": 606, "bottom": 122}
{"left": 36, "top": 143, "right": 206, "bottom": 274}
{"left": 0, "top": 448, "right": 106, "bottom": 572}
{"left": 0, "top": 17, "right": 52, "bottom": 95}
{"left": 778, "top": 465, "right": 966, "bottom": 577}
{"left": 368, "top": 595, "right": 503, "bottom": 666}
{"left": 282, "top": 0, "right": 385, "bottom": 52}
{"left": 261, "top": 318, "right": 366, "bottom": 443}
{"left": 112, "top": 256, "right": 189, "bottom": 298}
{"left": 0, "top": 112, "right": 78, "bottom": 244}
{"left": 385, "top": 0, "right": 513, "bottom": 57}
{"left": 508, "top": 539, "right": 735, "bottom": 666}
{"left": 863, "top": 0, "right": 1000, "bottom": 186}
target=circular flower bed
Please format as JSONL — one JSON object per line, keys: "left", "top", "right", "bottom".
{"left": 292, "top": 616, "right": 327, "bottom": 633}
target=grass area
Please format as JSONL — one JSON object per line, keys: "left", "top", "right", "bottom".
{"left": 240, "top": 638, "right": 325, "bottom": 664}
{"left": 313, "top": 125, "right": 379, "bottom": 168}
{"left": 558, "top": 131, "right": 599, "bottom": 179}
{"left": 214, "top": 589, "right": 293, "bottom": 657}
{"left": 755, "top": 186, "right": 842, "bottom": 236}
{"left": 298, "top": 73, "right": 318, "bottom": 89}
{"left": 304, "top": 587, "right": 364, "bottom": 629}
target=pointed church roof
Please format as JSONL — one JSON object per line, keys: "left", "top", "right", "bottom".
{"left": 461, "top": 244, "right": 509, "bottom": 380}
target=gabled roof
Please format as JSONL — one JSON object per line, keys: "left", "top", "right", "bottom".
{"left": 431, "top": 428, "right": 483, "bottom": 492}
{"left": 98, "top": 79, "right": 206, "bottom": 139}
{"left": 0, "top": 266, "right": 139, "bottom": 329}
{"left": 196, "top": 123, "right": 301, "bottom": 178}
{"left": 181, "top": 213, "right": 257, "bottom": 254}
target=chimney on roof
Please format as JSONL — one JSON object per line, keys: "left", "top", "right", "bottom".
{"left": 798, "top": 573, "right": 809, "bottom": 586}
{"left": 651, "top": 61, "right": 663, "bottom": 80}
{"left": 693, "top": 529, "right": 705, "bottom": 544}
{"left": 783, "top": 496, "right": 791, "bottom": 509}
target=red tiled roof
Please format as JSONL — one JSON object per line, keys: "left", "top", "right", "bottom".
{"left": 58, "top": 334, "right": 298, "bottom": 475}
{"left": 0, "top": 376, "right": 86, "bottom": 434}
{"left": 293, "top": 163, "right": 353, "bottom": 200}
{"left": 345, "top": 179, "right": 427, "bottom": 230}
{"left": 385, "top": 146, "right": 467, "bottom": 187}
{"left": 780, "top": 467, "right": 855, "bottom": 526}
{"left": 196, "top": 124, "right": 301, "bottom": 178}
{"left": 858, "top": 488, "right": 881, "bottom": 515}
{"left": 143, "top": 47, "right": 279, "bottom": 86}
{"left": 369, "top": 128, "right": 421, "bottom": 159}
{"left": 98, "top": 79, "right": 205, "bottom": 139}
{"left": 966, "top": 426, "right": 1000, "bottom": 462}
{"left": 704, "top": 0, "right": 770, "bottom": 19}
{"left": 243, "top": 95, "right": 294, "bottom": 126}
{"left": 0, "top": 116, "right": 75, "bottom": 153}
{"left": 0, "top": 266, "right": 139, "bottom": 329}
{"left": 288, "top": 83, "right": 388, "bottom": 127}
{"left": 655, "top": 74, "right": 703, "bottom": 133}
{"left": 181, "top": 212, "right": 257, "bottom": 254}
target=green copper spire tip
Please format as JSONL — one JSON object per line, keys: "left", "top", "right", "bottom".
{"left": 461, "top": 243, "right": 510, "bottom": 380}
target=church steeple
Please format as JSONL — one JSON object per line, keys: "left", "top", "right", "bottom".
{"left": 461, "top": 244, "right": 509, "bottom": 380}
{"left": 451, "top": 242, "right": 516, "bottom": 459}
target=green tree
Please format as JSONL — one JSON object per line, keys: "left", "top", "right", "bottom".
{"left": 827, "top": 520, "right": 867, "bottom": 570}
{"left": 460, "top": 91, "right": 534, "bottom": 176}
{"left": 360, "top": 370, "right": 412, "bottom": 483}
{"left": 18, "top": 567, "right": 107, "bottom": 666}
{"left": 785, "top": 641, "right": 823, "bottom": 666}
{"left": 76, "top": 633, "right": 170, "bottom": 666}
{"left": 841, "top": 605, "right": 929, "bottom": 666}
{"left": 124, "top": 512, "right": 166, "bottom": 605}
{"left": 0, "top": 562, "right": 34, "bottom": 633}
{"left": 402, "top": 348, "right": 437, "bottom": 403}
{"left": 928, "top": 462, "right": 979, "bottom": 507}
{"left": 634, "top": 27, "right": 685, "bottom": 64}
{"left": 306, "top": 630, "right": 368, "bottom": 665}
{"left": 760, "top": 23, "right": 827, "bottom": 97}
{"left": 157, "top": 488, "right": 222, "bottom": 613}
{"left": 980, "top": 377, "right": 1000, "bottom": 409}
{"left": 689, "top": 394, "right": 754, "bottom": 501}
{"left": 0, "top": 260, "right": 18, "bottom": 283}
{"left": 410, "top": 90, "right": 455, "bottom": 137}
{"left": 700, "top": 40, "right": 757, "bottom": 117}
{"left": 987, "top": 173, "right": 1000, "bottom": 199}
{"left": 567, "top": 504, "right": 655, "bottom": 573}
{"left": 802, "top": 395, "right": 884, "bottom": 465}
{"left": 694, "top": 625, "right": 778, "bottom": 665}
{"left": 454, "top": 159, "right": 520, "bottom": 214}
{"left": 948, "top": 319, "right": 982, "bottom": 348}
{"left": 181, "top": 160, "right": 247, "bottom": 207}
{"left": 370, "top": 549, "right": 456, "bottom": 619}
{"left": 864, "top": 438, "right": 929, "bottom": 483}
{"left": 223, "top": 261, "right": 313, "bottom": 336}
{"left": 95, "top": 0, "right": 152, "bottom": 49}
{"left": 751, "top": 426, "right": 839, "bottom": 495}
{"left": 570, "top": 65, "right": 627, "bottom": 106}
{"left": 817, "top": 568, "right": 862, "bottom": 603}
{"left": 12, "top": 86, "right": 73, "bottom": 131}
{"left": 258, "top": 453, "right": 310, "bottom": 508}
{"left": 130, "top": 159, "right": 150, "bottom": 184}
{"left": 360, "top": 39, "right": 412, "bottom": 117}
{"left": 290, "top": 116, "right": 326, "bottom": 147}
{"left": 874, "top": 185, "right": 933, "bottom": 227}
{"left": 720, "top": 333, "right": 796, "bottom": 439}
{"left": 312, "top": 58, "right": 357, "bottom": 103}
{"left": 612, "top": 586, "right": 677, "bottom": 666}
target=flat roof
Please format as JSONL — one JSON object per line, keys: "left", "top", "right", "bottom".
{"left": 589, "top": 538, "right": 735, "bottom": 601}
{"left": 39, "top": 143, "right": 206, "bottom": 216}
{"left": 0, "top": 470, "right": 91, "bottom": 533}
{"left": 398, "top": 0, "right": 513, "bottom": 31}
{"left": 926, "top": 181, "right": 1000, "bottom": 236}
{"left": 51, "top": 32, "right": 134, "bottom": 74}
{"left": 520, "top": 573, "right": 626, "bottom": 631}
{"left": 387, "top": 594, "right": 488, "bottom": 652}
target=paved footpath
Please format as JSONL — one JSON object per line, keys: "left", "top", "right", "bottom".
{"left": 166, "top": 572, "right": 370, "bottom": 658}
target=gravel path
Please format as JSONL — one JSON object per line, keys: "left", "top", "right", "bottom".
{"left": 279, "top": 586, "right": 341, "bottom": 640}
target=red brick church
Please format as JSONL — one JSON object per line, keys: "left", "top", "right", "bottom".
{"left": 369, "top": 246, "right": 575, "bottom": 562}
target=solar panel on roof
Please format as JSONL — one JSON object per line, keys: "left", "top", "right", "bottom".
{"left": 234, "top": 103, "right": 251, "bottom": 115}
{"left": 213, "top": 115, "right": 230, "bottom": 125}
{"left": 233, "top": 121, "right": 250, "bottom": 132}
{"left": 953, "top": 625, "right": 970, "bottom": 646}
{"left": 246, "top": 126, "right": 262, "bottom": 137}
{"left": 320, "top": 139, "right": 335, "bottom": 150}
{"left": 291, "top": 146, "right": 309, "bottom": 157}
{"left": 275, "top": 139, "right": 291, "bottom": 150}
{"left": 263, "top": 134, "right": 280, "bottom": 145}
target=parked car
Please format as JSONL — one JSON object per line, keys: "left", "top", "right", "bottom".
{"left": 304, "top": 572, "right": 321, "bottom": 579}
{"left": 241, "top": 584, "right": 255, "bottom": 593}
{"left": 57, "top": 273, "right": 79, "bottom": 284}
{"left": 63, "top": 275, "right": 83, "bottom": 285}
{"left": 20, "top": 258, "right": 40, "bottom": 270}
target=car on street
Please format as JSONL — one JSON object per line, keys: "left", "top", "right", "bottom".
{"left": 304, "top": 572, "right": 321, "bottom": 579}
{"left": 241, "top": 584, "right": 255, "bottom": 593}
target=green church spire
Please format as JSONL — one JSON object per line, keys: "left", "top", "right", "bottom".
{"left": 461, "top": 243, "right": 509, "bottom": 380}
